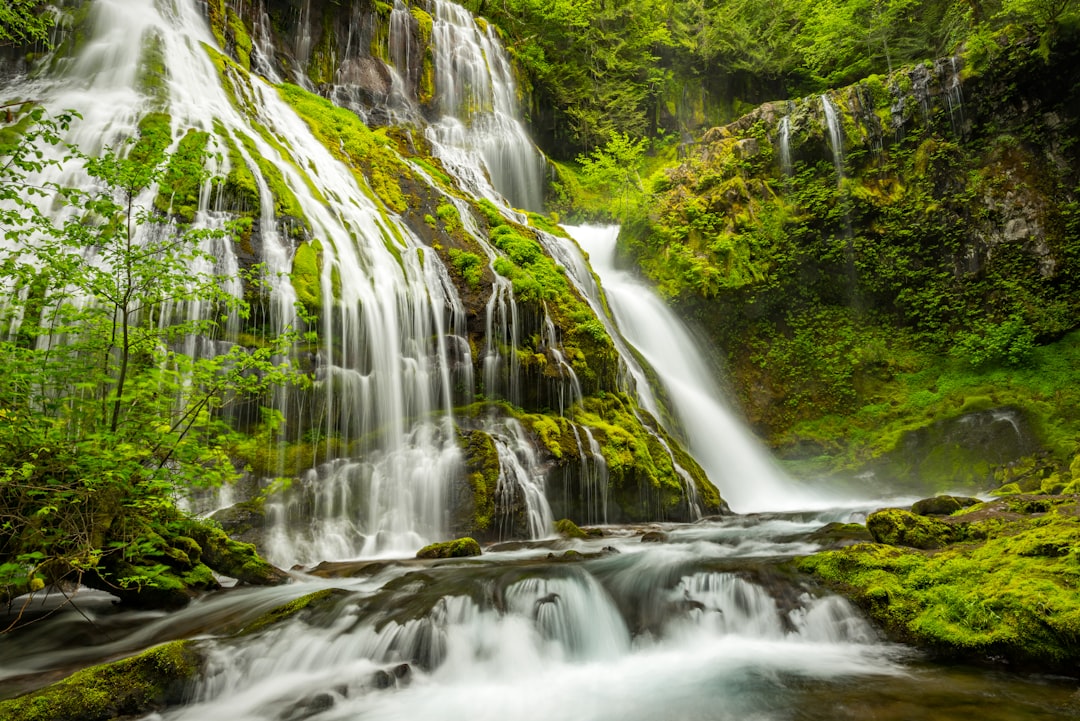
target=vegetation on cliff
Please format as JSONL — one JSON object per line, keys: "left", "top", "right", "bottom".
{"left": 800, "top": 494, "right": 1080, "bottom": 671}
{"left": 585, "top": 27, "right": 1080, "bottom": 492}
{"left": 0, "top": 109, "right": 293, "bottom": 611}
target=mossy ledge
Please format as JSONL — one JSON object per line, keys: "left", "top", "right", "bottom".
{"left": 416, "top": 537, "right": 482, "bottom": 559}
{"left": 798, "top": 495, "right": 1080, "bottom": 673}
{"left": 0, "top": 640, "right": 202, "bottom": 721}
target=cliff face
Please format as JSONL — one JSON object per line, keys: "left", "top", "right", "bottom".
{"left": 1, "top": 0, "right": 726, "bottom": 568}
{"left": 622, "top": 29, "right": 1080, "bottom": 491}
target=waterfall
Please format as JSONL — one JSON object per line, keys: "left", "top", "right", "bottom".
{"left": 564, "top": 225, "right": 826, "bottom": 513}
{"left": 1, "top": 0, "right": 478, "bottom": 565}
{"left": 778, "top": 115, "right": 793, "bottom": 176}
{"left": 942, "top": 55, "right": 965, "bottom": 138}
{"left": 425, "top": 0, "right": 545, "bottom": 211}
{"left": 820, "top": 94, "right": 844, "bottom": 182}
{"left": 487, "top": 418, "right": 556, "bottom": 539}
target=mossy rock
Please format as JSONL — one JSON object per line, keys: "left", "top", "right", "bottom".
{"left": 0, "top": 640, "right": 202, "bottom": 721}
{"left": 866, "top": 508, "right": 956, "bottom": 549}
{"left": 806, "top": 521, "right": 874, "bottom": 548}
{"left": 800, "top": 496, "right": 1080, "bottom": 671}
{"left": 239, "top": 587, "right": 351, "bottom": 636}
{"left": 183, "top": 522, "right": 289, "bottom": 586}
{"left": 910, "top": 495, "right": 981, "bottom": 516}
{"left": 554, "top": 518, "right": 589, "bottom": 539}
{"left": 416, "top": 537, "right": 482, "bottom": 559}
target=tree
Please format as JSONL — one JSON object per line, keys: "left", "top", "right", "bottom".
{"left": 0, "top": 0, "right": 52, "bottom": 47}
{"left": 0, "top": 108, "right": 297, "bottom": 614}
{"left": 576, "top": 131, "right": 647, "bottom": 221}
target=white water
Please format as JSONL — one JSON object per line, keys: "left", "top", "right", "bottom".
{"left": 778, "top": 115, "right": 793, "bottom": 176}
{"left": 1, "top": 0, "right": 474, "bottom": 565}
{"left": 5, "top": 513, "right": 904, "bottom": 721}
{"left": 821, "top": 94, "right": 845, "bottom": 182}
{"left": 564, "top": 225, "right": 828, "bottom": 513}
{"left": 425, "top": 0, "right": 545, "bottom": 211}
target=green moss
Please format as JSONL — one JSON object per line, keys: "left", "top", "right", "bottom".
{"left": 459, "top": 430, "right": 500, "bottom": 533}
{"left": 307, "top": 13, "right": 336, "bottom": 86}
{"left": 130, "top": 112, "right": 172, "bottom": 169}
{"left": 211, "top": 120, "right": 260, "bottom": 215}
{"left": 154, "top": 129, "right": 209, "bottom": 223}
{"left": 801, "top": 498, "right": 1080, "bottom": 669}
{"left": 411, "top": 7, "right": 433, "bottom": 44}
{"left": 0, "top": 640, "right": 202, "bottom": 721}
{"left": 416, "top": 537, "right": 482, "bottom": 559}
{"left": 227, "top": 8, "right": 253, "bottom": 71}
{"left": 240, "top": 588, "right": 346, "bottom": 636}
{"left": 277, "top": 83, "right": 408, "bottom": 214}
{"left": 866, "top": 508, "right": 956, "bottom": 549}
{"left": 136, "top": 31, "right": 169, "bottom": 111}
{"left": 206, "top": 0, "right": 226, "bottom": 49}
{"left": 182, "top": 522, "right": 287, "bottom": 586}
{"left": 292, "top": 239, "right": 324, "bottom": 314}
{"left": 233, "top": 129, "right": 309, "bottom": 235}
{"left": 554, "top": 518, "right": 588, "bottom": 539}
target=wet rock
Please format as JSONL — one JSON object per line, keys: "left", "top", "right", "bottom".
{"left": 807, "top": 522, "right": 874, "bottom": 549}
{"left": 371, "top": 669, "right": 394, "bottom": 689}
{"left": 911, "top": 495, "right": 981, "bottom": 516}
{"left": 641, "top": 531, "right": 669, "bottom": 543}
{"left": 0, "top": 640, "right": 203, "bottom": 721}
{"left": 371, "top": 663, "right": 412, "bottom": 690}
{"left": 416, "top": 537, "right": 482, "bottom": 559}
{"left": 281, "top": 691, "right": 339, "bottom": 721}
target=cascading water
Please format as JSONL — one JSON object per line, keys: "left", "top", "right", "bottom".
{"left": 778, "top": 115, "right": 793, "bottom": 176}
{"left": 4, "top": 4, "right": 1078, "bottom": 718}
{"left": 564, "top": 225, "right": 828, "bottom": 513}
{"left": 425, "top": 0, "right": 545, "bottom": 211}
{"left": 941, "top": 55, "right": 966, "bottom": 138}
{"left": 1, "top": 0, "right": 482, "bottom": 565}
{"left": 821, "top": 94, "right": 845, "bottom": 182}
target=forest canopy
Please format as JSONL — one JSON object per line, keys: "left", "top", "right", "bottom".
{"left": 466, "top": 0, "right": 1079, "bottom": 157}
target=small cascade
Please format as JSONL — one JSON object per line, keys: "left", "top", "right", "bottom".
{"left": 248, "top": 0, "right": 282, "bottom": 84}
{"left": 579, "top": 426, "right": 609, "bottom": 524}
{"left": 940, "top": 55, "right": 966, "bottom": 138}
{"left": 481, "top": 273, "right": 522, "bottom": 405}
{"left": 540, "top": 304, "right": 584, "bottom": 416}
{"left": 505, "top": 573, "right": 631, "bottom": 659}
{"left": 292, "top": 0, "right": 316, "bottom": 88}
{"left": 820, "top": 94, "right": 844, "bottom": 182}
{"left": 486, "top": 417, "right": 556, "bottom": 540}
{"left": 67, "top": 516, "right": 910, "bottom": 721}
{"left": 425, "top": 0, "right": 545, "bottom": 210}
{"left": 566, "top": 225, "right": 825, "bottom": 513}
{"left": 778, "top": 115, "right": 793, "bottom": 176}
{"left": 336, "top": 0, "right": 420, "bottom": 125}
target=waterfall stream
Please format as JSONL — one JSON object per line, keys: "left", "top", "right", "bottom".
{"left": 821, "top": 94, "right": 845, "bottom": 182}
{"left": 564, "top": 225, "right": 828, "bottom": 513}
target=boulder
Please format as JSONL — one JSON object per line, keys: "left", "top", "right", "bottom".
{"left": 416, "top": 537, "right": 482, "bottom": 559}
{"left": 866, "top": 508, "right": 956, "bottom": 549}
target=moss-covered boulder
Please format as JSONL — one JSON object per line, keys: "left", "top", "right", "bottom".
{"left": 554, "top": 518, "right": 589, "bottom": 539}
{"left": 866, "top": 508, "right": 956, "bottom": 549}
{"left": 416, "top": 537, "right": 482, "bottom": 559}
{"left": 450, "top": 430, "right": 501, "bottom": 539}
{"left": 183, "top": 522, "right": 289, "bottom": 586}
{"left": 0, "top": 640, "right": 203, "bottom": 721}
{"left": 910, "top": 495, "right": 981, "bottom": 516}
{"left": 800, "top": 497, "right": 1080, "bottom": 672}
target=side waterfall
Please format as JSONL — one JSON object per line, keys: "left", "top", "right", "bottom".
{"left": 564, "top": 225, "right": 826, "bottom": 512}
